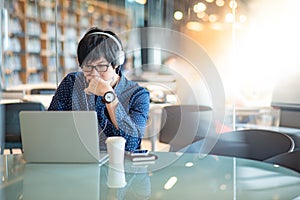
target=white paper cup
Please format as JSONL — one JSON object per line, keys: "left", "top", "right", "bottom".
{"left": 106, "top": 136, "right": 126, "bottom": 165}
{"left": 107, "top": 163, "right": 127, "bottom": 188}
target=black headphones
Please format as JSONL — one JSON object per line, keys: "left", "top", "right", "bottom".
{"left": 87, "top": 32, "right": 125, "bottom": 66}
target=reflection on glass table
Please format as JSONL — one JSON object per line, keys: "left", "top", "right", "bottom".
{"left": 0, "top": 152, "right": 299, "bottom": 200}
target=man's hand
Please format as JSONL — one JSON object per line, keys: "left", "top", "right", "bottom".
{"left": 84, "top": 77, "right": 112, "bottom": 96}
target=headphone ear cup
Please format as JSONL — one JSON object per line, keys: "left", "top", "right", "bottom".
{"left": 116, "top": 50, "right": 125, "bottom": 66}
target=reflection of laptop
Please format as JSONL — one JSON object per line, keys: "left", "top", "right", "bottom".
{"left": 23, "top": 164, "right": 100, "bottom": 200}
{"left": 20, "top": 111, "right": 108, "bottom": 164}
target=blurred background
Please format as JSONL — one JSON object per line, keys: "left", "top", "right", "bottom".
{"left": 1, "top": 0, "right": 300, "bottom": 151}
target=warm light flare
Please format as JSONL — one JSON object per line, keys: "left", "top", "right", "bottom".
{"left": 225, "top": 13, "right": 234, "bottom": 23}
{"left": 186, "top": 21, "right": 204, "bottom": 31}
{"left": 230, "top": 0, "right": 300, "bottom": 107}
{"left": 135, "top": 0, "right": 147, "bottom": 5}
{"left": 239, "top": 15, "right": 247, "bottom": 23}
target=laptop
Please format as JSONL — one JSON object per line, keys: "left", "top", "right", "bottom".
{"left": 19, "top": 111, "right": 108, "bottom": 164}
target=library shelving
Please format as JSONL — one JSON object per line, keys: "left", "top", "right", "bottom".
{"left": 2, "top": 0, "right": 131, "bottom": 87}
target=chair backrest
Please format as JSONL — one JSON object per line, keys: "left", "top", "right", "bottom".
{"left": 208, "top": 129, "right": 295, "bottom": 161}
{"left": 0, "top": 106, "right": 4, "bottom": 154}
{"left": 158, "top": 105, "right": 213, "bottom": 151}
{"left": 2, "top": 102, "right": 46, "bottom": 152}
{"left": 264, "top": 149, "right": 300, "bottom": 173}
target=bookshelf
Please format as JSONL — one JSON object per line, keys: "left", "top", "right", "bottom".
{"left": 2, "top": 0, "right": 131, "bottom": 87}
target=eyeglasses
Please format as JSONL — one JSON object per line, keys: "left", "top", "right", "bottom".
{"left": 81, "top": 64, "right": 110, "bottom": 72}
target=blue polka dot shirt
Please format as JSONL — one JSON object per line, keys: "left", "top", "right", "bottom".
{"left": 48, "top": 71, "right": 150, "bottom": 151}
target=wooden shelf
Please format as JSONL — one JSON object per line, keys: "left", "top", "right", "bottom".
{"left": 3, "top": 0, "right": 131, "bottom": 86}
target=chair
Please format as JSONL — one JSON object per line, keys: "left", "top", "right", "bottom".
{"left": 158, "top": 105, "right": 213, "bottom": 152}
{"left": 1, "top": 102, "right": 46, "bottom": 154}
{"left": 264, "top": 149, "right": 300, "bottom": 173}
{"left": 188, "top": 129, "right": 295, "bottom": 161}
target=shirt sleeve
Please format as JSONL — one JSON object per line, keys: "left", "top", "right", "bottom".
{"left": 48, "top": 74, "right": 74, "bottom": 111}
{"left": 114, "top": 87, "right": 150, "bottom": 151}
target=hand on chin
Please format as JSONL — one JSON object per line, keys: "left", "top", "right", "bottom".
{"left": 84, "top": 76, "right": 112, "bottom": 96}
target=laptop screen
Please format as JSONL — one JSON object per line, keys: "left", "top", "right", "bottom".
{"left": 20, "top": 111, "right": 108, "bottom": 163}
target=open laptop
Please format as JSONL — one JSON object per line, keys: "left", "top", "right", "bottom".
{"left": 19, "top": 111, "right": 108, "bottom": 164}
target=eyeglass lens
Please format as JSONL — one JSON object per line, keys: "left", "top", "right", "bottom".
{"left": 82, "top": 65, "right": 109, "bottom": 72}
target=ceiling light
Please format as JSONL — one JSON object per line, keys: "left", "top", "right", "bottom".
{"left": 197, "top": 11, "right": 206, "bottom": 19}
{"left": 174, "top": 11, "right": 183, "bottom": 20}
{"left": 229, "top": 0, "right": 238, "bottom": 9}
{"left": 87, "top": 6, "right": 94, "bottom": 13}
{"left": 216, "top": 0, "right": 225, "bottom": 7}
{"left": 193, "top": 2, "right": 207, "bottom": 13}
{"left": 209, "top": 14, "right": 218, "bottom": 23}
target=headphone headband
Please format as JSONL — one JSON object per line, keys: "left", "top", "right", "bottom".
{"left": 87, "top": 31, "right": 125, "bottom": 66}
{"left": 87, "top": 31, "right": 123, "bottom": 52}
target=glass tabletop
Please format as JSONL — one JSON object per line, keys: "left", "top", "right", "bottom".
{"left": 0, "top": 152, "right": 299, "bottom": 200}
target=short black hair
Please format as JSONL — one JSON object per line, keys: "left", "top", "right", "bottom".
{"left": 77, "top": 27, "right": 123, "bottom": 68}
